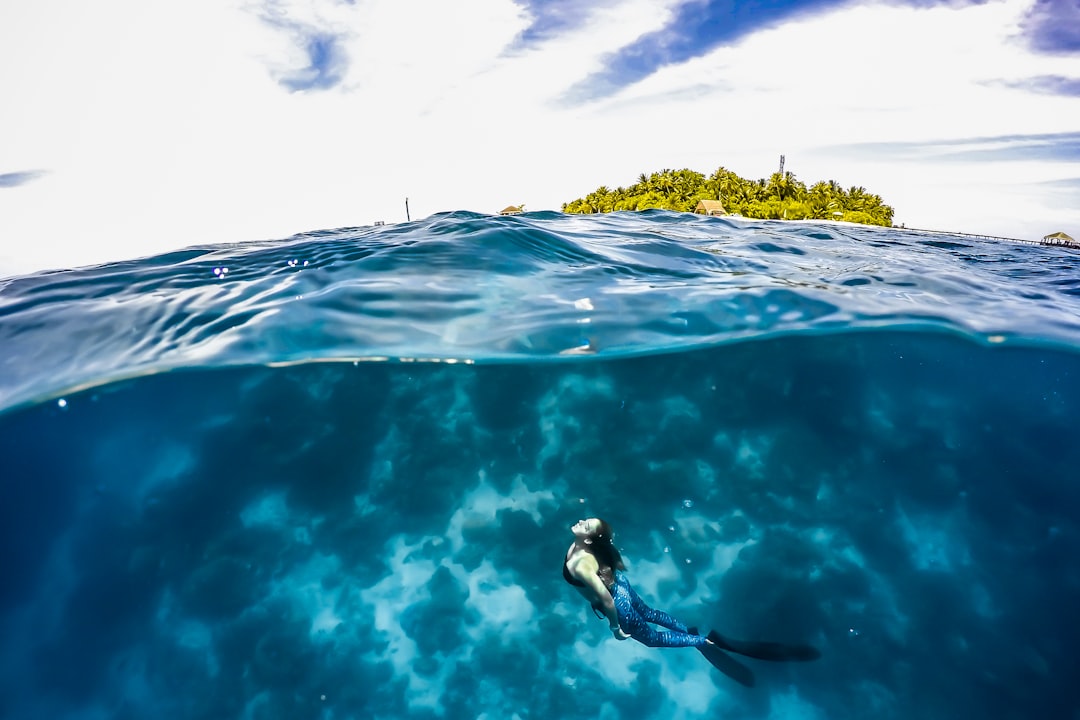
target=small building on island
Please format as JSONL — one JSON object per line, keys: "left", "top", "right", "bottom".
{"left": 1042, "top": 231, "right": 1077, "bottom": 248}
{"left": 695, "top": 199, "right": 725, "bottom": 216}
{"left": 499, "top": 205, "right": 525, "bottom": 216}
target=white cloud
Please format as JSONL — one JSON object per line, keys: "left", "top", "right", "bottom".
{"left": 1, "top": 0, "right": 1078, "bottom": 276}
{"left": 585, "top": 0, "right": 1080, "bottom": 235}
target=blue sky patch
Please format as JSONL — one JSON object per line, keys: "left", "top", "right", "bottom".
{"left": 554, "top": 0, "right": 992, "bottom": 102}
{"left": 826, "top": 132, "right": 1080, "bottom": 164}
{"left": 562, "top": 0, "right": 842, "bottom": 101}
{"left": 258, "top": 1, "right": 349, "bottom": 92}
{"left": 996, "top": 75, "right": 1080, "bottom": 97}
{"left": 278, "top": 31, "right": 349, "bottom": 92}
{"left": 934, "top": 133, "right": 1080, "bottom": 163}
{"left": 0, "top": 170, "right": 45, "bottom": 188}
{"left": 1021, "top": 0, "right": 1080, "bottom": 54}
{"left": 508, "top": 0, "right": 611, "bottom": 49}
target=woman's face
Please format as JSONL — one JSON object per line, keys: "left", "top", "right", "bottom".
{"left": 572, "top": 518, "right": 601, "bottom": 538}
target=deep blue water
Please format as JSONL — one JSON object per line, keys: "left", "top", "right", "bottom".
{"left": 1, "top": 210, "right": 1078, "bottom": 719}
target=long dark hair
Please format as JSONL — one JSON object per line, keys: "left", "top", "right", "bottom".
{"left": 584, "top": 519, "right": 625, "bottom": 588}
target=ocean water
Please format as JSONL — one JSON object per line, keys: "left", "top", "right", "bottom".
{"left": 1, "top": 210, "right": 1078, "bottom": 720}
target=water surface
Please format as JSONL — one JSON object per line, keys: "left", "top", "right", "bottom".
{"left": 1, "top": 211, "right": 1077, "bottom": 719}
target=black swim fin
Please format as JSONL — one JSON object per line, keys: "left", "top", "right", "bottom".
{"left": 697, "top": 642, "right": 756, "bottom": 687}
{"left": 707, "top": 630, "right": 821, "bottom": 662}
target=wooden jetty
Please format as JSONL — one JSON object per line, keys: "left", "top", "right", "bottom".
{"left": 901, "top": 227, "right": 1078, "bottom": 249}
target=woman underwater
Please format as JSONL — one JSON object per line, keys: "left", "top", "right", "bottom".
{"left": 563, "top": 517, "right": 819, "bottom": 686}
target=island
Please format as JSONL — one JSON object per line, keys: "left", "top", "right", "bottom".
{"left": 562, "top": 167, "right": 895, "bottom": 227}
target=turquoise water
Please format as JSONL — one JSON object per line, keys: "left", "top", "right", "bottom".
{"left": 1, "top": 211, "right": 1078, "bottom": 719}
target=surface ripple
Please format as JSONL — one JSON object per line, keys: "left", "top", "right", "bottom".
{"left": 1, "top": 210, "right": 1078, "bottom": 412}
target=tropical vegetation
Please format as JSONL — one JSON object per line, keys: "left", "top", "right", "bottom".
{"left": 562, "top": 167, "right": 895, "bottom": 227}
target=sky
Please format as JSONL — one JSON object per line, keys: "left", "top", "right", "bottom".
{"left": 1, "top": 0, "right": 1079, "bottom": 276}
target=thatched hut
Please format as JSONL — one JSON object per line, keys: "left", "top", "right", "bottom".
{"left": 499, "top": 205, "right": 524, "bottom": 216}
{"left": 695, "top": 199, "right": 725, "bottom": 216}
{"left": 1042, "top": 231, "right": 1077, "bottom": 247}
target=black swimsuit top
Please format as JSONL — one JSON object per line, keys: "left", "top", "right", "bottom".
{"left": 565, "top": 549, "right": 610, "bottom": 618}
{"left": 563, "top": 559, "right": 586, "bottom": 587}
{"left": 564, "top": 544, "right": 614, "bottom": 590}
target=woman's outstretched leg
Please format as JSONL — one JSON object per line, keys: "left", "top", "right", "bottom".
{"left": 622, "top": 577, "right": 692, "bottom": 633}
{"left": 611, "top": 576, "right": 705, "bottom": 648}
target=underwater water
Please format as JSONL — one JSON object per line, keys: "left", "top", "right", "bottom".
{"left": 1, "top": 210, "right": 1078, "bottom": 720}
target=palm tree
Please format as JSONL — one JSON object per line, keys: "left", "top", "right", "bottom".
{"left": 561, "top": 166, "right": 892, "bottom": 224}
{"left": 766, "top": 171, "right": 806, "bottom": 202}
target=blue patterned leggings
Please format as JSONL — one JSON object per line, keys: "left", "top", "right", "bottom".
{"left": 611, "top": 574, "right": 707, "bottom": 649}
